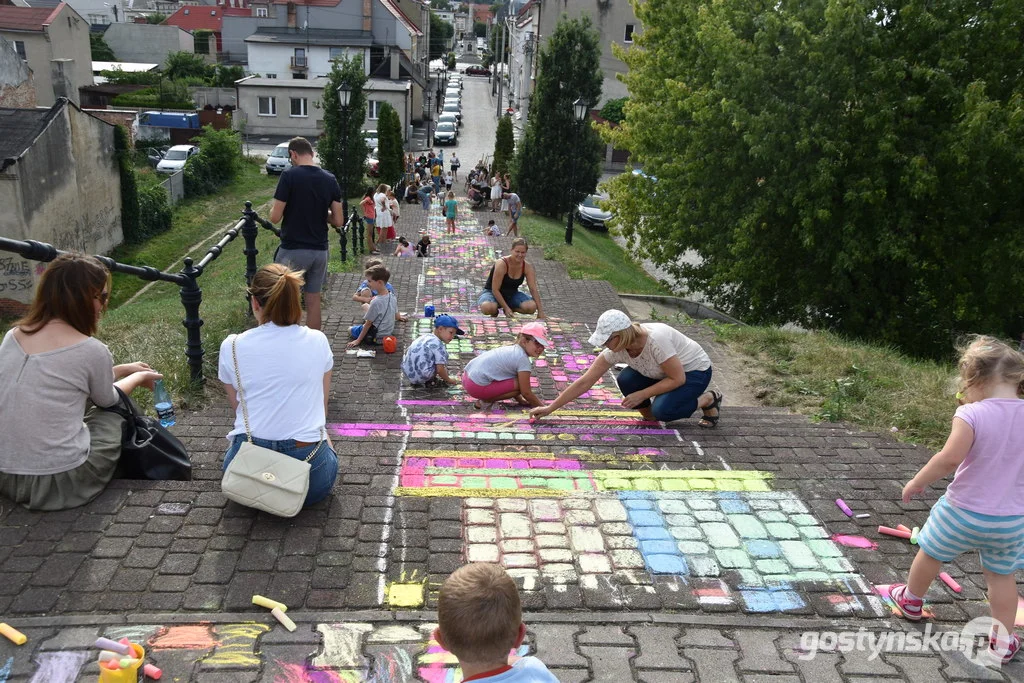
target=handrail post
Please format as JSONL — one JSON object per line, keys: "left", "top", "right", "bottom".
{"left": 179, "top": 257, "right": 205, "bottom": 385}
{"left": 338, "top": 218, "right": 348, "bottom": 263}
{"left": 241, "top": 201, "right": 259, "bottom": 314}
{"left": 353, "top": 209, "right": 364, "bottom": 255}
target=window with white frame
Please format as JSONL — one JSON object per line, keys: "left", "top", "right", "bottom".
{"left": 265, "top": 73, "right": 277, "bottom": 78}
{"left": 258, "top": 96, "right": 276, "bottom": 116}
{"left": 255, "top": 6, "right": 267, "bottom": 17}
{"left": 14, "top": 40, "right": 27, "bottom": 61}
{"left": 368, "top": 100, "right": 383, "bottom": 120}
{"left": 329, "top": 47, "right": 345, "bottom": 60}
{"left": 624, "top": 24, "right": 635, "bottom": 43}
{"left": 290, "top": 97, "right": 308, "bottom": 117}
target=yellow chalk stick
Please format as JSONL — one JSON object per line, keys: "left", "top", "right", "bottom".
{"left": 0, "top": 623, "right": 27, "bottom": 645}
{"left": 252, "top": 595, "right": 287, "bottom": 612}
{"left": 271, "top": 607, "right": 296, "bottom": 632}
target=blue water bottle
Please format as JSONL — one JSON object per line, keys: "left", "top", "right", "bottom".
{"left": 153, "top": 379, "right": 176, "bottom": 427}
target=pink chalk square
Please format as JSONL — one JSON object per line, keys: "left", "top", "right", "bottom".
{"left": 336, "top": 429, "right": 368, "bottom": 437}
{"left": 529, "top": 460, "right": 555, "bottom": 469}
{"left": 411, "top": 430, "right": 432, "bottom": 438}
{"left": 405, "top": 458, "right": 430, "bottom": 468}
{"left": 459, "top": 458, "right": 485, "bottom": 468}
{"left": 368, "top": 430, "right": 390, "bottom": 437}
{"left": 511, "top": 460, "right": 531, "bottom": 469}
{"left": 485, "top": 459, "right": 511, "bottom": 469}
{"left": 554, "top": 459, "right": 581, "bottom": 470}
{"left": 434, "top": 458, "right": 456, "bottom": 468}
{"left": 400, "top": 474, "right": 426, "bottom": 487}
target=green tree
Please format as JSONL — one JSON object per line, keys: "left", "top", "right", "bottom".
{"left": 210, "top": 64, "right": 245, "bottom": 88}
{"left": 90, "top": 32, "right": 116, "bottom": 61}
{"left": 317, "top": 56, "right": 369, "bottom": 203}
{"left": 429, "top": 14, "right": 454, "bottom": 61}
{"left": 376, "top": 103, "right": 404, "bottom": 186}
{"left": 147, "top": 12, "right": 168, "bottom": 24}
{"left": 447, "top": 51, "right": 456, "bottom": 71}
{"left": 515, "top": 14, "right": 603, "bottom": 218}
{"left": 163, "top": 51, "right": 211, "bottom": 80}
{"left": 598, "top": 97, "right": 627, "bottom": 125}
{"left": 183, "top": 125, "right": 241, "bottom": 197}
{"left": 492, "top": 114, "right": 514, "bottom": 176}
{"left": 603, "top": 0, "right": 1024, "bottom": 357}
{"left": 473, "top": 21, "right": 487, "bottom": 38}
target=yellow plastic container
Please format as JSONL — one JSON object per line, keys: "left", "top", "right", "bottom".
{"left": 98, "top": 642, "right": 145, "bottom": 683}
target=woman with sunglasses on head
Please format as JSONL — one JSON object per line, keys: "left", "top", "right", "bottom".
{"left": 530, "top": 309, "right": 723, "bottom": 427}
{"left": 0, "top": 254, "right": 163, "bottom": 510}
{"left": 218, "top": 264, "right": 338, "bottom": 508}
{"left": 478, "top": 237, "right": 545, "bottom": 319}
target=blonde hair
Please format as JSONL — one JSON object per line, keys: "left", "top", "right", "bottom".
{"left": 363, "top": 256, "right": 384, "bottom": 269}
{"left": 607, "top": 322, "right": 644, "bottom": 353}
{"left": 375, "top": 184, "right": 390, "bottom": 194}
{"left": 437, "top": 563, "right": 521, "bottom": 664}
{"left": 957, "top": 335, "right": 1024, "bottom": 396}
{"left": 249, "top": 264, "right": 304, "bottom": 326}
{"left": 510, "top": 237, "right": 528, "bottom": 252}
{"left": 447, "top": 191, "right": 455, "bottom": 199}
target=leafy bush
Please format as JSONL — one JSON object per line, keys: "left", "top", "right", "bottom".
{"left": 598, "top": 97, "right": 627, "bottom": 124}
{"left": 114, "top": 125, "right": 141, "bottom": 243}
{"left": 492, "top": 115, "right": 515, "bottom": 176}
{"left": 376, "top": 103, "right": 404, "bottom": 186}
{"left": 137, "top": 184, "right": 172, "bottom": 240}
{"left": 183, "top": 125, "right": 241, "bottom": 197}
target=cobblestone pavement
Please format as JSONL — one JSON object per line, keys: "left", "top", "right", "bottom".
{"left": 1, "top": 194, "right": 1022, "bottom": 681}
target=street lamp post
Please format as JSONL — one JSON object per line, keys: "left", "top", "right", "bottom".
{"left": 425, "top": 90, "right": 433, "bottom": 147}
{"left": 337, "top": 83, "right": 352, "bottom": 260}
{"left": 564, "top": 97, "right": 589, "bottom": 246}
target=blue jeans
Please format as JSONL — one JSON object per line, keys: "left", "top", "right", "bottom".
{"left": 616, "top": 366, "right": 713, "bottom": 422}
{"left": 478, "top": 289, "right": 533, "bottom": 310}
{"left": 223, "top": 434, "right": 338, "bottom": 506}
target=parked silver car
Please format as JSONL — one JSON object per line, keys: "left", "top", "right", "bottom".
{"left": 265, "top": 142, "right": 292, "bottom": 175}
{"left": 576, "top": 193, "right": 613, "bottom": 230}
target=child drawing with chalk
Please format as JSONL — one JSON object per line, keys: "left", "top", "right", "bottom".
{"left": 462, "top": 322, "right": 548, "bottom": 410}
{"left": 889, "top": 336, "right": 1024, "bottom": 665}
{"left": 402, "top": 314, "right": 465, "bottom": 388}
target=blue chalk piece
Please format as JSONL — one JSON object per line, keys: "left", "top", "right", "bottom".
{"left": 627, "top": 510, "right": 664, "bottom": 527}
{"left": 639, "top": 540, "right": 679, "bottom": 556}
{"left": 719, "top": 499, "right": 751, "bottom": 514}
{"left": 645, "top": 554, "right": 688, "bottom": 575}
{"left": 634, "top": 526, "right": 671, "bottom": 541}
{"left": 745, "top": 540, "right": 782, "bottom": 559}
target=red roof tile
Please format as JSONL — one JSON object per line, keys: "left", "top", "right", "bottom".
{"left": 0, "top": 4, "right": 61, "bottom": 32}
{"left": 163, "top": 6, "right": 226, "bottom": 31}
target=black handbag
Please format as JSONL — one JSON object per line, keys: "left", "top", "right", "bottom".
{"left": 103, "top": 387, "right": 192, "bottom": 481}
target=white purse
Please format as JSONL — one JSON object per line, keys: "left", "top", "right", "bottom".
{"left": 221, "top": 337, "right": 323, "bottom": 517}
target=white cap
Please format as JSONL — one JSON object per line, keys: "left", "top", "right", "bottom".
{"left": 588, "top": 309, "right": 633, "bottom": 347}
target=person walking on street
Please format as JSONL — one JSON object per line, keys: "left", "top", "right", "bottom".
{"left": 450, "top": 154, "right": 461, "bottom": 182}
{"left": 505, "top": 192, "right": 522, "bottom": 237}
{"left": 268, "top": 136, "right": 343, "bottom": 330}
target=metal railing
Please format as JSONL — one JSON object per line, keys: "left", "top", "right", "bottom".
{"left": 0, "top": 200, "right": 279, "bottom": 384}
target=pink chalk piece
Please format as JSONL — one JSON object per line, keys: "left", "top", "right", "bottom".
{"left": 896, "top": 524, "right": 911, "bottom": 533}
{"left": 94, "top": 637, "right": 131, "bottom": 655}
{"left": 939, "top": 572, "right": 962, "bottom": 593}
{"left": 877, "top": 525, "right": 912, "bottom": 539}
{"left": 835, "top": 499, "right": 854, "bottom": 517}
{"left": 143, "top": 663, "right": 163, "bottom": 679}
{"left": 831, "top": 534, "right": 879, "bottom": 550}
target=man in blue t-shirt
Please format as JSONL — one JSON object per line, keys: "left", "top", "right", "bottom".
{"left": 268, "top": 137, "right": 343, "bottom": 330}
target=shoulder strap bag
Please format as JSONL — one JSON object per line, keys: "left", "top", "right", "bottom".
{"left": 102, "top": 387, "right": 192, "bottom": 481}
{"left": 221, "top": 337, "right": 323, "bottom": 517}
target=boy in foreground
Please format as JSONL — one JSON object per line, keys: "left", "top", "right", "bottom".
{"left": 435, "top": 563, "right": 558, "bottom": 682}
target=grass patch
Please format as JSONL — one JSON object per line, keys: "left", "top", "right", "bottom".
{"left": 517, "top": 213, "right": 671, "bottom": 295}
{"left": 706, "top": 321, "right": 955, "bottom": 450}
{"left": 108, "top": 160, "right": 278, "bottom": 309}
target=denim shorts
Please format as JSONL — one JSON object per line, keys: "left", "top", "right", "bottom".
{"left": 275, "top": 247, "right": 328, "bottom": 294}
{"left": 223, "top": 434, "right": 338, "bottom": 506}
{"left": 478, "top": 289, "right": 533, "bottom": 311}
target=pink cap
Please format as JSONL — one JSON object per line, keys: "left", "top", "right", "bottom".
{"left": 519, "top": 322, "right": 551, "bottom": 348}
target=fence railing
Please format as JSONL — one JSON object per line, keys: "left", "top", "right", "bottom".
{"left": 0, "top": 200, "right": 281, "bottom": 384}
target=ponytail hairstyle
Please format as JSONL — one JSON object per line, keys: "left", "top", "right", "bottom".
{"left": 249, "top": 264, "right": 304, "bottom": 326}
{"left": 957, "top": 335, "right": 1024, "bottom": 397}
{"left": 16, "top": 252, "right": 110, "bottom": 336}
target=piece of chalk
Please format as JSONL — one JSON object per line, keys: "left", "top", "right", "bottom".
{"left": 910, "top": 526, "right": 920, "bottom": 545}
{"left": 143, "top": 663, "right": 163, "bottom": 679}
{"left": 94, "top": 637, "right": 130, "bottom": 655}
{"left": 120, "top": 657, "right": 140, "bottom": 668}
{"left": 877, "top": 525, "right": 912, "bottom": 539}
{"left": 252, "top": 595, "right": 288, "bottom": 612}
{"left": 104, "top": 660, "right": 121, "bottom": 670}
{"left": 0, "top": 623, "right": 27, "bottom": 646}
{"left": 98, "top": 651, "right": 120, "bottom": 662}
{"left": 835, "top": 499, "right": 853, "bottom": 517}
{"left": 939, "top": 572, "right": 962, "bottom": 593}
{"left": 896, "top": 524, "right": 911, "bottom": 532}
{"left": 855, "top": 513, "right": 871, "bottom": 519}
{"left": 271, "top": 607, "right": 296, "bottom": 632}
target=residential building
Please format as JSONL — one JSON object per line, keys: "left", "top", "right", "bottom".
{"left": 162, "top": 4, "right": 251, "bottom": 63}
{"left": 506, "top": 0, "right": 538, "bottom": 115}
{"left": 0, "top": 35, "right": 35, "bottom": 107}
{"left": 533, "top": 0, "right": 636, "bottom": 105}
{"left": 235, "top": 75, "right": 411, "bottom": 139}
{"left": 103, "top": 22, "right": 194, "bottom": 65}
{"left": 0, "top": 3, "right": 91, "bottom": 106}
{"left": 0, "top": 97, "right": 122, "bottom": 314}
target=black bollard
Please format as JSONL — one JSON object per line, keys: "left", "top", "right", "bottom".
{"left": 179, "top": 257, "right": 205, "bottom": 385}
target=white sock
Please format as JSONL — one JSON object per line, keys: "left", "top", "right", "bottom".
{"left": 902, "top": 586, "right": 923, "bottom": 603}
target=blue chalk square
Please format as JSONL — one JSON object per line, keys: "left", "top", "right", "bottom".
{"left": 745, "top": 540, "right": 782, "bottom": 559}
{"left": 719, "top": 499, "right": 751, "bottom": 514}
{"left": 634, "top": 526, "right": 671, "bottom": 541}
{"left": 627, "top": 510, "right": 664, "bottom": 527}
{"left": 645, "top": 554, "right": 688, "bottom": 575}
{"left": 639, "top": 540, "right": 679, "bottom": 556}
{"left": 740, "top": 589, "right": 806, "bottom": 613}
{"left": 622, "top": 497, "right": 655, "bottom": 510}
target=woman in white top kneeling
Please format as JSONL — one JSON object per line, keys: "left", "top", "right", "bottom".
{"left": 218, "top": 264, "right": 338, "bottom": 506}
{"left": 530, "top": 309, "right": 723, "bottom": 426}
